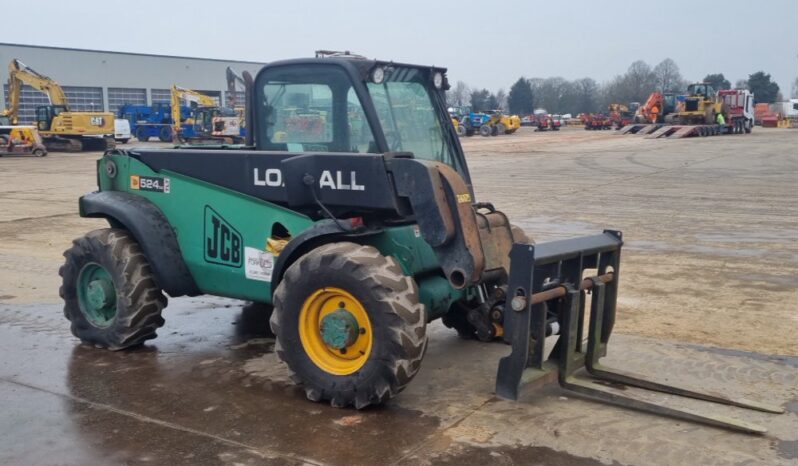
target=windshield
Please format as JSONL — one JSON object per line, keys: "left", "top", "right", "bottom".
{"left": 366, "top": 69, "right": 458, "bottom": 167}
{"left": 255, "top": 63, "right": 461, "bottom": 172}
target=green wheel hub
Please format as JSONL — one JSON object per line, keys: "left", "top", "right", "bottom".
{"left": 320, "top": 308, "right": 360, "bottom": 350}
{"left": 77, "top": 263, "right": 117, "bottom": 326}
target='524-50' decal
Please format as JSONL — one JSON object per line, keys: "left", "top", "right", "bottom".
{"left": 130, "top": 175, "right": 170, "bottom": 193}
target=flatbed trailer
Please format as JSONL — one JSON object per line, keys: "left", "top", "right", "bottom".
{"left": 617, "top": 123, "right": 751, "bottom": 139}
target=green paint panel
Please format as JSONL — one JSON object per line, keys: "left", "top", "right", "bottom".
{"left": 100, "top": 154, "right": 313, "bottom": 303}
{"left": 361, "top": 225, "right": 464, "bottom": 319}
{"left": 94, "top": 154, "right": 463, "bottom": 317}
{"left": 361, "top": 225, "right": 441, "bottom": 276}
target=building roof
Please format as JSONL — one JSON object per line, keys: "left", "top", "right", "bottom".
{"left": 0, "top": 42, "right": 267, "bottom": 66}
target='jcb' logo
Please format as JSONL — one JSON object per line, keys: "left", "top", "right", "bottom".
{"left": 204, "top": 206, "right": 242, "bottom": 267}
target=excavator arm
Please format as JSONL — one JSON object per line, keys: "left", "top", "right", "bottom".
{"left": 4, "top": 59, "right": 69, "bottom": 123}
{"left": 170, "top": 85, "right": 218, "bottom": 136}
{"left": 226, "top": 67, "right": 245, "bottom": 108}
{"left": 638, "top": 92, "right": 664, "bottom": 123}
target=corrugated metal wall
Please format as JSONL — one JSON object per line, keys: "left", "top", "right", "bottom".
{"left": 107, "top": 88, "right": 147, "bottom": 113}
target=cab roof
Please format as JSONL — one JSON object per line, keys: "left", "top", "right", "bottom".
{"left": 259, "top": 57, "right": 450, "bottom": 90}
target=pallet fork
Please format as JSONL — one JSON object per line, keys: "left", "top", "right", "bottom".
{"left": 496, "top": 231, "right": 784, "bottom": 434}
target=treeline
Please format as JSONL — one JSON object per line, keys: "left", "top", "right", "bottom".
{"left": 447, "top": 58, "right": 786, "bottom": 115}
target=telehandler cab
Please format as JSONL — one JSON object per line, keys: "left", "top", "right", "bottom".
{"left": 61, "top": 54, "right": 782, "bottom": 433}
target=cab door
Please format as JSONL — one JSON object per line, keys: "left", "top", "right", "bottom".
{"left": 35, "top": 106, "right": 53, "bottom": 131}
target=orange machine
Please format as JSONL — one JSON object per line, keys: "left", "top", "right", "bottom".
{"left": 636, "top": 92, "right": 678, "bottom": 123}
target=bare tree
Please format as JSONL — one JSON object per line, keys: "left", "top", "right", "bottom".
{"left": 653, "top": 58, "right": 685, "bottom": 93}
{"left": 494, "top": 89, "right": 507, "bottom": 110}
{"left": 792, "top": 77, "right": 798, "bottom": 98}
{"left": 573, "top": 78, "right": 599, "bottom": 113}
{"left": 537, "top": 77, "right": 569, "bottom": 112}
{"left": 447, "top": 81, "right": 471, "bottom": 107}
{"left": 734, "top": 79, "right": 748, "bottom": 90}
{"left": 625, "top": 60, "right": 657, "bottom": 102}
{"left": 528, "top": 78, "right": 545, "bottom": 110}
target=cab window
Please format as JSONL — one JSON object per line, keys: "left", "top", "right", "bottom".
{"left": 257, "top": 65, "right": 376, "bottom": 153}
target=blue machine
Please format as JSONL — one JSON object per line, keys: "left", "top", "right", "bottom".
{"left": 117, "top": 104, "right": 192, "bottom": 142}
{"left": 456, "top": 107, "right": 495, "bottom": 136}
{"left": 118, "top": 104, "right": 246, "bottom": 142}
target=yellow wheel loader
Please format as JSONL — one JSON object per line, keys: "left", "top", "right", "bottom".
{"left": 675, "top": 83, "right": 723, "bottom": 125}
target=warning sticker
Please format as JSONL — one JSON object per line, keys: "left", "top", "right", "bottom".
{"left": 245, "top": 247, "right": 274, "bottom": 282}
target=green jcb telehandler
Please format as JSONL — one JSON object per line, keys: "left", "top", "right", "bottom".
{"left": 60, "top": 55, "right": 782, "bottom": 433}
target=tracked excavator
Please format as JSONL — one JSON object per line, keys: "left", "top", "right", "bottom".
{"left": 2, "top": 59, "right": 114, "bottom": 152}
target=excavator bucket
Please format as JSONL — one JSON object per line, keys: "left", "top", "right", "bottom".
{"left": 496, "top": 231, "right": 784, "bottom": 434}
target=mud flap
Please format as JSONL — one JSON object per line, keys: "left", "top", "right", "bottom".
{"left": 495, "top": 230, "right": 783, "bottom": 434}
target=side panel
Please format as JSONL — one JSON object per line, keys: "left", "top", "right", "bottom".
{"left": 361, "top": 225, "right": 464, "bottom": 320}
{"left": 101, "top": 154, "right": 314, "bottom": 303}
{"left": 360, "top": 224, "right": 441, "bottom": 277}
{"left": 98, "top": 153, "right": 464, "bottom": 316}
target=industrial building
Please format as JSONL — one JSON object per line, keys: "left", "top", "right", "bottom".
{"left": 0, "top": 43, "right": 266, "bottom": 123}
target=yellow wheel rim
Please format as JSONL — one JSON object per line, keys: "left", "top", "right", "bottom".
{"left": 299, "top": 287, "right": 373, "bottom": 375}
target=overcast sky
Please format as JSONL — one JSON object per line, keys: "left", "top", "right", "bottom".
{"left": 3, "top": 0, "right": 796, "bottom": 96}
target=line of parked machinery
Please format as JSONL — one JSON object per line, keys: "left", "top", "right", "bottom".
{"left": 0, "top": 59, "right": 247, "bottom": 156}
{"left": 510, "top": 82, "right": 756, "bottom": 137}
{"left": 448, "top": 106, "right": 521, "bottom": 137}
{"left": 0, "top": 59, "right": 764, "bottom": 158}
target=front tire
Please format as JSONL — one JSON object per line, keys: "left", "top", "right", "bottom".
{"left": 59, "top": 228, "right": 166, "bottom": 350}
{"left": 136, "top": 127, "right": 150, "bottom": 142}
{"left": 271, "top": 242, "right": 426, "bottom": 408}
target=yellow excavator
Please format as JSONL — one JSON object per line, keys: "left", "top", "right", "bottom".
{"left": 2, "top": 59, "right": 114, "bottom": 152}
{"left": 170, "top": 85, "right": 242, "bottom": 143}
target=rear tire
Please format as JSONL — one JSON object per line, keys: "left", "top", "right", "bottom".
{"left": 158, "top": 126, "right": 173, "bottom": 142}
{"left": 479, "top": 125, "right": 492, "bottom": 137}
{"left": 59, "top": 229, "right": 166, "bottom": 350}
{"left": 271, "top": 242, "right": 426, "bottom": 408}
{"left": 33, "top": 148, "right": 46, "bottom": 157}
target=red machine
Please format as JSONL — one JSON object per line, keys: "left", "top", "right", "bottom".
{"left": 534, "top": 113, "right": 560, "bottom": 131}
{"left": 583, "top": 113, "right": 611, "bottom": 130}
{"left": 608, "top": 104, "right": 634, "bottom": 129}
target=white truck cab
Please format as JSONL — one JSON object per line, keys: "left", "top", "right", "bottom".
{"left": 114, "top": 119, "right": 131, "bottom": 144}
